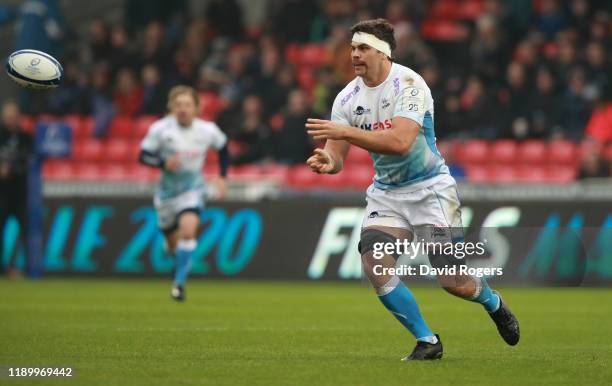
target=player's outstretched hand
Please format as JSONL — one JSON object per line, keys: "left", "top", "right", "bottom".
{"left": 164, "top": 154, "right": 181, "bottom": 172}
{"left": 306, "top": 148, "right": 336, "bottom": 174}
{"left": 305, "top": 118, "right": 348, "bottom": 141}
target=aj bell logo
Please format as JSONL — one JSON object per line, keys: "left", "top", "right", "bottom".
{"left": 353, "top": 106, "right": 371, "bottom": 116}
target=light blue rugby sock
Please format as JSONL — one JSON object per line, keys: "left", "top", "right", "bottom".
{"left": 377, "top": 276, "right": 436, "bottom": 342}
{"left": 173, "top": 239, "right": 196, "bottom": 287}
{"left": 469, "top": 278, "right": 500, "bottom": 313}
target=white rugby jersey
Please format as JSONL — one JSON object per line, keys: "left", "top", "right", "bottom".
{"left": 140, "top": 115, "right": 227, "bottom": 200}
{"left": 331, "top": 62, "right": 449, "bottom": 189}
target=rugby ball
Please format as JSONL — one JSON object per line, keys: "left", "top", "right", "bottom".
{"left": 5, "top": 49, "right": 63, "bottom": 90}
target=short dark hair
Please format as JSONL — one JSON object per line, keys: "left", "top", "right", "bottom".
{"left": 349, "top": 18, "right": 396, "bottom": 54}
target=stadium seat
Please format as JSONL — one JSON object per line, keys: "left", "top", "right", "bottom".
{"left": 74, "top": 163, "right": 102, "bottom": 181}
{"left": 100, "top": 163, "right": 129, "bottom": 181}
{"left": 61, "top": 114, "right": 83, "bottom": 138}
{"left": 518, "top": 140, "right": 546, "bottom": 164}
{"left": 297, "top": 66, "right": 316, "bottom": 92}
{"left": 319, "top": 171, "right": 349, "bottom": 190}
{"left": 19, "top": 116, "right": 35, "bottom": 134}
{"left": 105, "top": 139, "right": 130, "bottom": 162}
{"left": 346, "top": 146, "right": 371, "bottom": 165}
{"left": 128, "top": 140, "right": 142, "bottom": 163}
{"left": 42, "top": 160, "right": 74, "bottom": 181}
{"left": 73, "top": 138, "right": 104, "bottom": 161}
{"left": 127, "top": 164, "right": 155, "bottom": 182}
{"left": 548, "top": 140, "right": 577, "bottom": 165}
{"left": 284, "top": 43, "right": 301, "bottom": 65}
{"left": 200, "top": 92, "right": 225, "bottom": 121}
{"left": 108, "top": 116, "right": 135, "bottom": 138}
{"left": 516, "top": 165, "right": 547, "bottom": 183}
{"left": 229, "top": 164, "right": 262, "bottom": 178}
{"left": 544, "top": 165, "right": 577, "bottom": 183}
{"left": 465, "top": 164, "right": 490, "bottom": 183}
{"left": 299, "top": 44, "right": 327, "bottom": 67}
{"left": 490, "top": 140, "right": 518, "bottom": 164}
{"left": 455, "top": 140, "right": 489, "bottom": 164}
{"left": 344, "top": 165, "right": 374, "bottom": 189}
{"left": 421, "top": 20, "right": 464, "bottom": 41}
{"left": 459, "top": 0, "right": 484, "bottom": 20}
{"left": 134, "top": 115, "right": 158, "bottom": 139}
{"left": 288, "top": 165, "right": 319, "bottom": 189}
{"left": 489, "top": 165, "right": 517, "bottom": 183}
{"left": 260, "top": 164, "right": 290, "bottom": 181}
{"left": 81, "top": 116, "right": 96, "bottom": 137}
{"left": 206, "top": 151, "right": 219, "bottom": 167}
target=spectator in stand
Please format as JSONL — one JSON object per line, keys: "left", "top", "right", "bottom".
{"left": 90, "top": 64, "right": 115, "bottom": 137}
{"left": 46, "top": 61, "right": 90, "bottom": 115}
{"left": 578, "top": 151, "right": 610, "bottom": 179}
{"left": 88, "top": 20, "right": 112, "bottom": 63}
{"left": 273, "top": 89, "right": 313, "bottom": 164}
{"left": 140, "top": 64, "right": 167, "bottom": 116}
{"left": 537, "top": 0, "right": 567, "bottom": 40}
{"left": 470, "top": 14, "right": 509, "bottom": 87}
{"left": 114, "top": 68, "right": 143, "bottom": 118}
{"left": 393, "top": 22, "right": 435, "bottom": 71}
{"left": 324, "top": 23, "right": 354, "bottom": 83}
{"left": 437, "top": 94, "right": 465, "bottom": 139}
{"left": 585, "top": 41, "right": 610, "bottom": 97}
{"left": 108, "top": 25, "right": 136, "bottom": 77}
{"left": 500, "top": 62, "right": 530, "bottom": 139}
{"left": 139, "top": 22, "right": 170, "bottom": 72}
{"left": 554, "top": 33, "right": 580, "bottom": 85}
{"left": 557, "top": 68, "right": 594, "bottom": 141}
{"left": 312, "top": 66, "right": 343, "bottom": 118}
{"left": 528, "top": 67, "right": 562, "bottom": 139}
{"left": 0, "top": 102, "right": 33, "bottom": 277}
{"left": 461, "top": 76, "right": 498, "bottom": 139}
{"left": 273, "top": 0, "right": 320, "bottom": 43}
{"left": 204, "top": 0, "right": 244, "bottom": 40}
{"left": 228, "top": 95, "right": 272, "bottom": 165}
{"left": 261, "top": 65, "right": 297, "bottom": 119}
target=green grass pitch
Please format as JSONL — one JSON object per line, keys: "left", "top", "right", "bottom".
{"left": 1, "top": 279, "right": 611, "bottom": 386}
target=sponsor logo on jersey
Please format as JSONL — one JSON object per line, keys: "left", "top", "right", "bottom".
{"left": 359, "top": 119, "right": 392, "bottom": 131}
{"left": 381, "top": 98, "right": 390, "bottom": 109}
{"left": 341, "top": 85, "right": 360, "bottom": 106}
{"left": 353, "top": 106, "right": 371, "bottom": 116}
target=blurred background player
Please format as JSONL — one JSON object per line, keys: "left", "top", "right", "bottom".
{"left": 139, "top": 86, "right": 228, "bottom": 301}
{"left": 306, "top": 19, "right": 519, "bottom": 361}
{"left": 0, "top": 101, "right": 33, "bottom": 278}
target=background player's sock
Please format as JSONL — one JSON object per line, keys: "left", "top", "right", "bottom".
{"left": 468, "top": 277, "right": 500, "bottom": 313}
{"left": 377, "top": 276, "right": 437, "bottom": 342}
{"left": 173, "top": 239, "right": 196, "bottom": 286}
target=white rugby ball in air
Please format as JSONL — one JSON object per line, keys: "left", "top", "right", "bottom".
{"left": 5, "top": 49, "right": 63, "bottom": 90}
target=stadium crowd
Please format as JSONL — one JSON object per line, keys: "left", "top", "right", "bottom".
{"left": 3, "top": 0, "right": 612, "bottom": 181}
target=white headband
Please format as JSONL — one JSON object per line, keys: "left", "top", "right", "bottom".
{"left": 352, "top": 31, "right": 392, "bottom": 58}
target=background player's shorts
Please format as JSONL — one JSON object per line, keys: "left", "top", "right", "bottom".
{"left": 361, "top": 174, "right": 464, "bottom": 243}
{"left": 154, "top": 188, "right": 204, "bottom": 232}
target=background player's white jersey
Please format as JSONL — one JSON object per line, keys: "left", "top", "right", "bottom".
{"left": 331, "top": 62, "right": 449, "bottom": 189}
{"left": 140, "top": 115, "right": 227, "bottom": 200}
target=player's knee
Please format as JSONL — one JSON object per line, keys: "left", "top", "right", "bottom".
{"left": 358, "top": 228, "right": 399, "bottom": 258}
{"left": 178, "top": 212, "right": 199, "bottom": 239}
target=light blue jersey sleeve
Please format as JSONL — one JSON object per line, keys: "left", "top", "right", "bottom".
{"left": 393, "top": 83, "right": 428, "bottom": 126}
